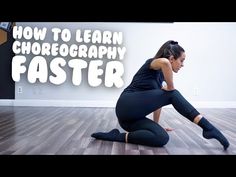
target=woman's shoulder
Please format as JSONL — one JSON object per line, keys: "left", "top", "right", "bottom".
{"left": 145, "top": 58, "right": 156, "bottom": 65}
{"left": 150, "top": 58, "right": 169, "bottom": 70}
{"left": 152, "top": 57, "right": 169, "bottom": 63}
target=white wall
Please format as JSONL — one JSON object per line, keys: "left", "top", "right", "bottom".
{"left": 12, "top": 22, "right": 236, "bottom": 107}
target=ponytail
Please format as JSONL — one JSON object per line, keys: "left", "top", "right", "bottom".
{"left": 154, "top": 40, "right": 184, "bottom": 59}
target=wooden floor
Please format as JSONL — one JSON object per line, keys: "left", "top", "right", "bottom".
{"left": 0, "top": 106, "right": 235, "bottom": 155}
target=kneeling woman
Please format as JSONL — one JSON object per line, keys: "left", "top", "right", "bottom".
{"left": 91, "top": 40, "right": 230, "bottom": 150}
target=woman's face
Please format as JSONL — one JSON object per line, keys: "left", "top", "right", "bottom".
{"left": 170, "top": 52, "right": 186, "bottom": 73}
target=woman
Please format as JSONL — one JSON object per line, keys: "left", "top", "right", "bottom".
{"left": 91, "top": 40, "right": 230, "bottom": 150}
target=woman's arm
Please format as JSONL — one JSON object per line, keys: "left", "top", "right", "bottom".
{"left": 153, "top": 108, "right": 162, "bottom": 123}
{"left": 153, "top": 108, "right": 173, "bottom": 131}
{"left": 150, "top": 58, "right": 175, "bottom": 91}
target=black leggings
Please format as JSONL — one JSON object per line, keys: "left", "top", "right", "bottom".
{"left": 115, "top": 89, "right": 200, "bottom": 147}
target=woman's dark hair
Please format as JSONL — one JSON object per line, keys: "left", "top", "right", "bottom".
{"left": 154, "top": 40, "right": 185, "bottom": 59}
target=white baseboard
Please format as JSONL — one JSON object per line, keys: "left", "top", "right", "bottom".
{"left": 165, "top": 101, "right": 236, "bottom": 108}
{"left": 190, "top": 101, "right": 236, "bottom": 108}
{"left": 0, "top": 99, "right": 116, "bottom": 107}
{"left": 0, "top": 99, "right": 14, "bottom": 106}
{"left": 1, "top": 99, "right": 236, "bottom": 108}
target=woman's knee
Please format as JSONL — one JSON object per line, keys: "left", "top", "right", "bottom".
{"left": 168, "top": 89, "right": 184, "bottom": 101}
{"left": 171, "top": 89, "right": 181, "bottom": 96}
{"left": 164, "top": 89, "right": 181, "bottom": 98}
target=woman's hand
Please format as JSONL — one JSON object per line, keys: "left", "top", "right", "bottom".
{"left": 161, "top": 85, "right": 168, "bottom": 91}
{"left": 162, "top": 85, "right": 175, "bottom": 91}
{"left": 165, "top": 127, "right": 173, "bottom": 131}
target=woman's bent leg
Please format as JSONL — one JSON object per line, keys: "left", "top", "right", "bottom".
{"left": 121, "top": 118, "right": 169, "bottom": 147}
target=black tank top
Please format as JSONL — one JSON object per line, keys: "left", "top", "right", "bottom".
{"left": 124, "top": 58, "right": 164, "bottom": 92}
